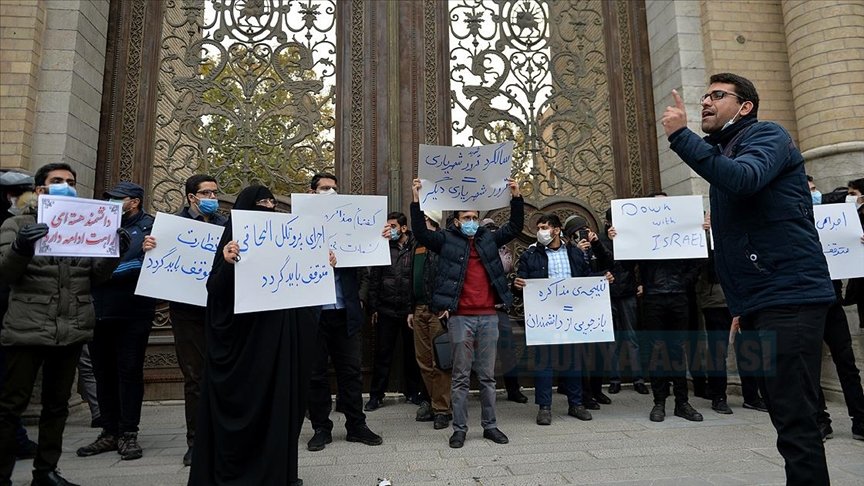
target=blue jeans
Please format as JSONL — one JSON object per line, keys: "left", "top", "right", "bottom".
{"left": 448, "top": 314, "right": 498, "bottom": 433}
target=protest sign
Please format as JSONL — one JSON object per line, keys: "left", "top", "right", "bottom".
{"left": 418, "top": 141, "right": 513, "bottom": 211}
{"left": 814, "top": 203, "right": 864, "bottom": 280}
{"left": 610, "top": 195, "right": 707, "bottom": 260}
{"left": 134, "top": 213, "right": 225, "bottom": 306}
{"left": 523, "top": 277, "right": 615, "bottom": 346}
{"left": 290, "top": 194, "right": 389, "bottom": 267}
{"left": 232, "top": 210, "right": 336, "bottom": 314}
{"left": 35, "top": 195, "right": 122, "bottom": 257}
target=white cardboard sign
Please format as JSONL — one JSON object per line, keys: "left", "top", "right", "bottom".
{"left": 36, "top": 195, "right": 122, "bottom": 257}
{"left": 814, "top": 203, "right": 864, "bottom": 280}
{"left": 523, "top": 277, "right": 615, "bottom": 346}
{"left": 610, "top": 195, "right": 708, "bottom": 260}
{"left": 418, "top": 141, "right": 513, "bottom": 211}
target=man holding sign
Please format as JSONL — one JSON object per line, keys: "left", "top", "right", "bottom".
{"left": 663, "top": 73, "right": 835, "bottom": 485}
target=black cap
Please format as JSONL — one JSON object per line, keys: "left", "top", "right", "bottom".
{"left": 563, "top": 215, "right": 589, "bottom": 237}
{"left": 104, "top": 181, "right": 144, "bottom": 200}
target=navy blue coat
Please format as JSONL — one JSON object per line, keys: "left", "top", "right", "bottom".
{"left": 515, "top": 243, "right": 592, "bottom": 280}
{"left": 410, "top": 197, "right": 524, "bottom": 314}
{"left": 669, "top": 120, "right": 834, "bottom": 316}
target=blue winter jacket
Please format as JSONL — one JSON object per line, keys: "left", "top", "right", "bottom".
{"left": 668, "top": 120, "right": 834, "bottom": 316}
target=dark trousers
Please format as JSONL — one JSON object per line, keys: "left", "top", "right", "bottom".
{"left": 741, "top": 303, "right": 829, "bottom": 486}
{"left": 534, "top": 343, "right": 582, "bottom": 407}
{"left": 610, "top": 295, "right": 643, "bottom": 383}
{"left": 817, "top": 300, "right": 864, "bottom": 427}
{"left": 91, "top": 317, "right": 153, "bottom": 434}
{"left": 370, "top": 313, "right": 424, "bottom": 399}
{"left": 496, "top": 310, "right": 521, "bottom": 392}
{"left": 308, "top": 309, "right": 366, "bottom": 433}
{"left": 0, "top": 344, "right": 83, "bottom": 480}
{"left": 0, "top": 341, "right": 30, "bottom": 450}
{"left": 643, "top": 294, "right": 690, "bottom": 404}
{"left": 170, "top": 305, "right": 206, "bottom": 447}
{"left": 581, "top": 343, "right": 608, "bottom": 401}
{"left": 702, "top": 307, "right": 762, "bottom": 402}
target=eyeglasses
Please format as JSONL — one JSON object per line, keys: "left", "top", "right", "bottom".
{"left": 700, "top": 90, "right": 744, "bottom": 103}
{"left": 196, "top": 190, "right": 219, "bottom": 197}
{"left": 255, "top": 198, "right": 276, "bottom": 208}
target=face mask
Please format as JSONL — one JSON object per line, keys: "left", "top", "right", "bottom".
{"left": 811, "top": 191, "right": 822, "bottom": 205}
{"left": 197, "top": 198, "right": 218, "bottom": 215}
{"left": 110, "top": 198, "right": 131, "bottom": 215}
{"left": 317, "top": 188, "right": 337, "bottom": 195}
{"left": 47, "top": 182, "right": 77, "bottom": 197}
{"left": 721, "top": 103, "right": 746, "bottom": 131}
{"left": 459, "top": 220, "right": 479, "bottom": 237}
{"left": 537, "top": 229, "right": 553, "bottom": 246}
{"left": 389, "top": 228, "right": 401, "bottom": 241}
{"left": 848, "top": 195, "right": 863, "bottom": 209}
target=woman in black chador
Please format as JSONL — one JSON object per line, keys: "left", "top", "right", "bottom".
{"left": 189, "top": 185, "right": 320, "bottom": 486}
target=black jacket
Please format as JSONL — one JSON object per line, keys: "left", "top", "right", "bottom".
{"left": 368, "top": 232, "right": 417, "bottom": 317}
{"left": 515, "top": 242, "right": 592, "bottom": 280}
{"left": 410, "top": 239, "right": 440, "bottom": 308}
{"left": 598, "top": 233, "right": 639, "bottom": 298}
{"left": 639, "top": 258, "right": 702, "bottom": 296}
{"left": 410, "top": 197, "right": 524, "bottom": 314}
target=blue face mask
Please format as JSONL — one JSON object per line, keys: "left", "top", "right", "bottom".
{"left": 198, "top": 198, "right": 218, "bottom": 215}
{"left": 47, "top": 182, "right": 77, "bottom": 198}
{"left": 811, "top": 191, "right": 822, "bottom": 205}
{"left": 389, "top": 228, "right": 401, "bottom": 241}
{"left": 460, "top": 220, "right": 479, "bottom": 237}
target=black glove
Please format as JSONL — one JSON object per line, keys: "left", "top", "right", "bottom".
{"left": 117, "top": 228, "right": 131, "bottom": 256}
{"left": 11, "top": 223, "right": 49, "bottom": 256}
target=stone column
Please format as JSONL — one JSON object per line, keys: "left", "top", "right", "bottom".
{"left": 782, "top": 0, "right": 864, "bottom": 192}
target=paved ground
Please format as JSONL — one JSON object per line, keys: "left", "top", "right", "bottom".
{"left": 11, "top": 388, "right": 864, "bottom": 485}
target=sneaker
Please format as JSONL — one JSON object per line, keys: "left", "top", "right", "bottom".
{"left": 852, "top": 422, "right": 863, "bottom": 441}
{"left": 568, "top": 404, "right": 592, "bottom": 421}
{"left": 346, "top": 425, "right": 383, "bottom": 446}
{"left": 711, "top": 398, "right": 733, "bottom": 415}
{"left": 433, "top": 413, "right": 451, "bottom": 430}
{"left": 819, "top": 422, "right": 833, "bottom": 442}
{"left": 117, "top": 432, "right": 143, "bottom": 460}
{"left": 633, "top": 382, "right": 650, "bottom": 395}
{"left": 649, "top": 403, "right": 665, "bottom": 422}
{"left": 415, "top": 401, "right": 433, "bottom": 422}
{"left": 307, "top": 429, "right": 332, "bottom": 452}
{"left": 608, "top": 382, "right": 621, "bottom": 394}
{"left": 449, "top": 431, "right": 466, "bottom": 448}
{"left": 364, "top": 397, "right": 383, "bottom": 412}
{"left": 30, "top": 470, "right": 80, "bottom": 486}
{"left": 536, "top": 407, "right": 552, "bottom": 426}
{"left": 482, "top": 428, "right": 509, "bottom": 444}
{"left": 16, "top": 438, "right": 37, "bottom": 460}
{"left": 595, "top": 392, "right": 612, "bottom": 405}
{"left": 584, "top": 398, "right": 600, "bottom": 410}
{"left": 506, "top": 389, "right": 528, "bottom": 404}
{"left": 76, "top": 430, "right": 117, "bottom": 457}
{"left": 742, "top": 399, "right": 768, "bottom": 412}
{"left": 674, "top": 402, "right": 703, "bottom": 422}
{"left": 183, "top": 447, "right": 193, "bottom": 466}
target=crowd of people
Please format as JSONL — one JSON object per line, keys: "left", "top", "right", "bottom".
{"left": 0, "top": 73, "right": 862, "bottom": 486}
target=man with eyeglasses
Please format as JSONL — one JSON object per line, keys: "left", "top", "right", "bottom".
{"left": 141, "top": 174, "right": 227, "bottom": 466}
{"left": 662, "top": 73, "right": 835, "bottom": 485}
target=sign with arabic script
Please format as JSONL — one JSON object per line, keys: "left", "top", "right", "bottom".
{"left": 35, "top": 195, "right": 122, "bottom": 257}
{"left": 232, "top": 210, "right": 336, "bottom": 314}
{"left": 523, "top": 277, "right": 615, "bottom": 346}
{"left": 418, "top": 141, "right": 513, "bottom": 211}
{"left": 814, "top": 203, "right": 864, "bottom": 280}
{"left": 134, "top": 213, "right": 225, "bottom": 306}
{"left": 290, "top": 194, "right": 390, "bottom": 267}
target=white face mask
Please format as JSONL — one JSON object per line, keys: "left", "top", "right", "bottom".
{"left": 537, "top": 229, "right": 554, "bottom": 246}
{"left": 847, "top": 195, "right": 863, "bottom": 209}
{"left": 721, "top": 103, "right": 746, "bottom": 131}
{"left": 317, "top": 188, "right": 337, "bottom": 195}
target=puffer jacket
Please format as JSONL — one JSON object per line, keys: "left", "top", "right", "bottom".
{"left": 669, "top": 119, "right": 835, "bottom": 315}
{"left": 0, "top": 208, "right": 119, "bottom": 346}
{"left": 410, "top": 197, "right": 525, "bottom": 314}
{"left": 368, "top": 232, "right": 417, "bottom": 317}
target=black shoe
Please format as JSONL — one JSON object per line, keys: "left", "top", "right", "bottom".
{"left": 819, "top": 422, "right": 833, "bottom": 442}
{"left": 482, "top": 428, "right": 509, "bottom": 444}
{"left": 183, "top": 447, "right": 193, "bottom": 466}
{"left": 307, "top": 429, "right": 332, "bottom": 451}
{"left": 711, "top": 398, "right": 733, "bottom": 415}
{"left": 364, "top": 397, "right": 383, "bottom": 412}
{"left": 290, "top": 480, "right": 303, "bottom": 486}
{"left": 415, "top": 401, "right": 433, "bottom": 422}
{"left": 536, "top": 407, "right": 552, "bottom": 426}
{"left": 449, "top": 431, "right": 466, "bottom": 448}
{"left": 346, "top": 425, "right": 383, "bottom": 446}
{"left": 506, "top": 389, "right": 528, "bottom": 404}
{"left": 117, "top": 432, "right": 143, "bottom": 460}
{"left": 16, "top": 438, "right": 37, "bottom": 459}
{"left": 595, "top": 392, "right": 611, "bottom": 405}
{"left": 608, "top": 382, "right": 621, "bottom": 394}
{"left": 674, "top": 402, "right": 703, "bottom": 422}
{"left": 852, "top": 421, "right": 863, "bottom": 441}
{"left": 633, "top": 382, "right": 650, "bottom": 395}
{"left": 76, "top": 430, "right": 117, "bottom": 457}
{"left": 405, "top": 392, "right": 424, "bottom": 405}
{"left": 584, "top": 398, "right": 600, "bottom": 410}
{"left": 568, "top": 404, "right": 592, "bottom": 421}
{"left": 742, "top": 399, "right": 768, "bottom": 412}
{"left": 31, "top": 470, "right": 80, "bottom": 486}
{"left": 433, "top": 413, "right": 451, "bottom": 430}
{"left": 649, "top": 403, "right": 665, "bottom": 422}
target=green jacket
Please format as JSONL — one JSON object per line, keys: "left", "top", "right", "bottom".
{"left": 0, "top": 209, "right": 119, "bottom": 346}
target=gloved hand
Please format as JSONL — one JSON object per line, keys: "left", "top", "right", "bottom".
{"left": 11, "top": 223, "right": 49, "bottom": 256}
{"left": 116, "top": 227, "right": 131, "bottom": 256}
